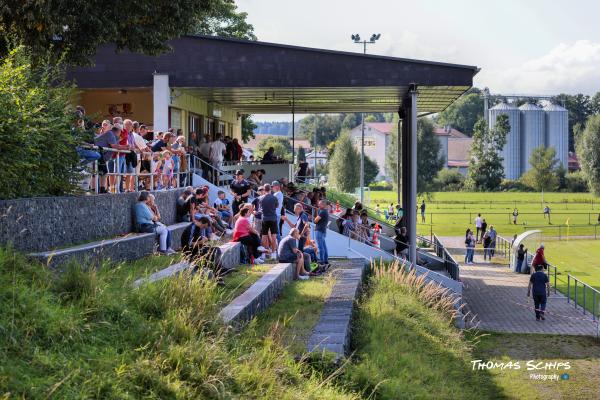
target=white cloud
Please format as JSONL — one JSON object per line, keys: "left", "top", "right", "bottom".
{"left": 477, "top": 40, "right": 600, "bottom": 95}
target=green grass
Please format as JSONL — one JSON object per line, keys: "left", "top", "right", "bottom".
{"left": 474, "top": 333, "right": 600, "bottom": 400}
{"left": 329, "top": 189, "right": 600, "bottom": 238}
{"left": 0, "top": 247, "right": 355, "bottom": 399}
{"left": 244, "top": 272, "right": 335, "bottom": 355}
{"left": 544, "top": 240, "right": 600, "bottom": 316}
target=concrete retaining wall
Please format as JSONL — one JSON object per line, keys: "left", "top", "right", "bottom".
{"left": 29, "top": 222, "right": 189, "bottom": 269}
{"left": 219, "top": 262, "right": 295, "bottom": 326}
{"left": 0, "top": 189, "right": 185, "bottom": 252}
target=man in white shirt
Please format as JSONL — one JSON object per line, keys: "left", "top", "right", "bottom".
{"left": 475, "top": 213, "right": 483, "bottom": 243}
{"left": 272, "top": 181, "right": 285, "bottom": 241}
{"left": 209, "top": 135, "right": 227, "bottom": 183}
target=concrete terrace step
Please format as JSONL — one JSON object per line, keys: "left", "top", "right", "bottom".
{"left": 219, "top": 262, "right": 295, "bottom": 327}
{"left": 132, "top": 242, "right": 241, "bottom": 287}
{"left": 29, "top": 222, "right": 190, "bottom": 268}
{"left": 307, "top": 258, "right": 366, "bottom": 360}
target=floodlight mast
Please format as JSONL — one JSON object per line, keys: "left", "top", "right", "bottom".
{"left": 351, "top": 33, "right": 381, "bottom": 203}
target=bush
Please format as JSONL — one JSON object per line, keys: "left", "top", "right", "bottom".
{"left": 0, "top": 46, "right": 83, "bottom": 199}
{"left": 434, "top": 169, "right": 464, "bottom": 191}
{"left": 500, "top": 179, "right": 534, "bottom": 192}
{"left": 564, "top": 171, "right": 589, "bottom": 192}
{"left": 368, "top": 180, "right": 393, "bottom": 191}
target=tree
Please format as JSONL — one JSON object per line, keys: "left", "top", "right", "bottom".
{"left": 341, "top": 114, "right": 358, "bottom": 130}
{"left": 329, "top": 132, "right": 360, "bottom": 192}
{"left": 241, "top": 114, "right": 256, "bottom": 143}
{"left": 363, "top": 155, "right": 379, "bottom": 186}
{"left": 578, "top": 114, "right": 600, "bottom": 195}
{"left": 297, "top": 146, "right": 306, "bottom": 162}
{"left": 385, "top": 116, "right": 444, "bottom": 194}
{"left": 0, "top": 0, "right": 255, "bottom": 65}
{"left": 0, "top": 46, "right": 81, "bottom": 199}
{"left": 465, "top": 116, "right": 509, "bottom": 191}
{"left": 434, "top": 88, "right": 483, "bottom": 136}
{"left": 256, "top": 136, "right": 291, "bottom": 160}
{"left": 521, "top": 146, "right": 560, "bottom": 192}
{"left": 552, "top": 93, "right": 592, "bottom": 151}
{"left": 298, "top": 114, "right": 342, "bottom": 148}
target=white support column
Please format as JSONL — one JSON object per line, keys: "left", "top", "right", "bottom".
{"left": 153, "top": 73, "right": 170, "bottom": 135}
{"left": 409, "top": 85, "right": 418, "bottom": 264}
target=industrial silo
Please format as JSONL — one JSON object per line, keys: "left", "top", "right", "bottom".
{"left": 519, "top": 103, "right": 545, "bottom": 175}
{"left": 489, "top": 102, "right": 521, "bottom": 180}
{"left": 544, "top": 103, "right": 569, "bottom": 169}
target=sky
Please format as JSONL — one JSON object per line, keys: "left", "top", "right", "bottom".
{"left": 236, "top": 0, "right": 600, "bottom": 121}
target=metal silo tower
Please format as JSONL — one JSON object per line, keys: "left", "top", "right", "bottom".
{"left": 544, "top": 103, "right": 569, "bottom": 169}
{"left": 519, "top": 103, "right": 545, "bottom": 175}
{"left": 489, "top": 102, "right": 521, "bottom": 180}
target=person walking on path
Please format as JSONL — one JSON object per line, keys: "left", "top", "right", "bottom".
{"left": 482, "top": 232, "right": 492, "bottom": 261}
{"left": 512, "top": 208, "right": 519, "bottom": 225}
{"left": 515, "top": 243, "right": 527, "bottom": 273}
{"left": 488, "top": 225, "right": 497, "bottom": 257}
{"left": 543, "top": 205, "right": 551, "bottom": 224}
{"left": 420, "top": 200, "right": 426, "bottom": 223}
{"left": 528, "top": 264, "right": 550, "bottom": 321}
{"left": 480, "top": 219, "right": 488, "bottom": 243}
{"left": 475, "top": 214, "right": 483, "bottom": 243}
{"left": 464, "top": 229, "right": 476, "bottom": 265}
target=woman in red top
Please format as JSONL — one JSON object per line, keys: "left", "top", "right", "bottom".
{"left": 233, "top": 207, "right": 266, "bottom": 264}
{"left": 531, "top": 244, "right": 547, "bottom": 271}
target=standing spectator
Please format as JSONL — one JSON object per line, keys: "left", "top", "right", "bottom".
{"left": 296, "top": 160, "right": 309, "bottom": 183}
{"left": 228, "top": 138, "right": 243, "bottom": 161}
{"left": 475, "top": 213, "right": 483, "bottom": 243}
{"left": 388, "top": 203, "right": 395, "bottom": 220}
{"left": 262, "top": 147, "right": 276, "bottom": 163}
{"left": 251, "top": 186, "right": 264, "bottom": 234}
{"left": 395, "top": 205, "right": 404, "bottom": 225}
{"left": 488, "top": 225, "right": 497, "bottom": 257}
{"left": 93, "top": 122, "right": 119, "bottom": 193}
{"left": 528, "top": 264, "right": 550, "bottom": 321}
{"left": 171, "top": 135, "right": 187, "bottom": 187}
{"left": 464, "top": 229, "right": 475, "bottom": 264}
{"left": 482, "top": 232, "right": 492, "bottom": 261}
{"left": 283, "top": 203, "right": 310, "bottom": 251}
{"left": 134, "top": 191, "right": 175, "bottom": 255}
{"left": 516, "top": 243, "right": 527, "bottom": 273}
{"left": 132, "top": 122, "right": 151, "bottom": 190}
{"left": 230, "top": 170, "right": 252, "bottom": 215}
{"left": 272, "top": 181, "right": 285, "bottom": 241}
{"left": 543, "top": 205, "right": 551, "bottom": 224}
{"left": 512, "top": 208, "right": 519, "bottom": 225}
{"left": 152, "top": 132, "right": 170, "bottom": 152}
{"left": 232, "top": 207, "right": 267, "bottom": 264}
{"left": 209, "top": 134, "right": 227, "bottom": 182}
{"left": 313, "top": 200, "right": 329, "bottom": 267}
{"left": 199, "top": 136, "right": 211, "bottom": 179}
{"left": 278, "top": 228, "right": 311, "bottom": 280}
{"left": 259, "top": 183, "right": 279, "bottom": 259}
{"left": 395, "top": 226, "right": 409, "bottom": 259}
{"left": 123, "top": 119, "right": 138, "bottom": 192}
{"left": 480, "top": 219, "right": 488, "bottom": 242}
{"left": 420, "top": 200, "right": 426, "bottom": 223}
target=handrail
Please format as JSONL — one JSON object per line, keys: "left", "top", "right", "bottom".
{"left": 432, "top": 234, "right": 460, "bottom": 281}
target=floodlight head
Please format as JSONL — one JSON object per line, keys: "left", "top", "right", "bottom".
{"left": 351, "top": 34, "right": 361, "bottom": 42}
{"left": 370, "top": 33, "right": 381, "bottom": 42}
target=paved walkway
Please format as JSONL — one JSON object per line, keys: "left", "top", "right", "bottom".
{"left": 439, "top": 236, "right": 598, "bottom": 336}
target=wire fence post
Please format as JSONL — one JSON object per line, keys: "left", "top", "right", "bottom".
{"left": 567, "top": 274, "right": 570, "bottom": 303}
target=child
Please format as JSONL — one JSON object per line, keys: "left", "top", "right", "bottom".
{"left": 375, "top": 204, "right": 381, "bottom": 216}
{"left": 214, "top": 190, "right": 232, "bottom": 225}
{"left": 162, "top": 150, "right": 174, "bottom": 189}
{"left": 152, "top": 152, "right": 163, "bottom": 190}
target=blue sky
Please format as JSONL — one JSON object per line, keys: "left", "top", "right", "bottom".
{"left": 237, "top": 0, "right": 600, "bottom": 120}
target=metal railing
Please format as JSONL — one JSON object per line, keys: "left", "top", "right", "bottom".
{"left": 432, "top": 234, "right": 460, "bottom": 281}
{"left": 495, "top": 235, "right": 512, "bottom": 259}
{"left": 189, "top": 155, "right": 234, "bottom": 187}
{"left": 79, "top": 146, "right": 192, "bottom": 194}
{"left": 523, "top": 224, "right": 599, "bottom": 240}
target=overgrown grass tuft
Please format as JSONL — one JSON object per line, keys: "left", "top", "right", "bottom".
{"left": 340, "top": 260, "right": 506, "bottom": 399}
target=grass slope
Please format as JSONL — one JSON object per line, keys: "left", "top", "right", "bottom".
{"left": 0, "top": 248, "right": 353, "bottom": 399}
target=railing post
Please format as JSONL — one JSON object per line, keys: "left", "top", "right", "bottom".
{"left": 567, "top": 274, "right": 570, "bottom": 303}
{"left": 574, "top": 281, "right": 578, "bottom": 310}
{"left": 584, "top": 286, "right": 587, "bottom": 315}
{"left": 553, "top": 267, "right": 557, "bottom": 294}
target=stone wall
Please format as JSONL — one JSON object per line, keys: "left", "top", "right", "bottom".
{"left": 0, "top": 189, "right": 185, "bottom": 252}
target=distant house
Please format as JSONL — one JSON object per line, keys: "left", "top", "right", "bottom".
{"left": 349, "top": 122, "right": 469, "bottom": 179}
{"left": 568, "top": 152, "right": 581, "bottom": 172}
{"left": 305, "top": 149, "right": 328, "bottom": 166}
{"left": 447, "top": 137, "right": 473, "bottom": 175}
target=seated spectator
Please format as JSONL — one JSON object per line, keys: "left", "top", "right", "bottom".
{"left": 337, "top": 208, "right": 353, "bottom": 234}
{"left": 359, "top": 211, "right": 371, "bottom": 243}
{"left": 395, "top": 226, "right": 409, "bottom": 259}
{"left": 353, "top": 201, "right": 363, "bottom": 212}
{"left": 232, "top": 207, "right": 268, "bottom": 264}
{"left": 278, "top": 228, "right": 311, "bottom": 280}
{"left": 213, "top": 190, "right": 232, "bottom": 226}
{"left": 134, "top": 191, "right": 175, "bottom": 255}
{"left": 181, "top": 214, "right": 210, "bottom": 257}
{"left": 282, "top": 203, "right": 310, "bottom": 251}
{"left": 176, "top": 188, "right": 194, "bottom": 222}
{"left": 343, "top": 211, "right": 360, "bottom": 240}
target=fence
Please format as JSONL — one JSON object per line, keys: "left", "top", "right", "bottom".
{"left": 524, "top": 224, "right": 600, "bottom": 240}
{"left": 544, "top": 261, "right": 600, "bottom": 321}
{"left": 80, "top": 146, "right": 192, "bottom": 194}
{"left": 433, "top": 234, "right": 460, "bottom": 281}
{"left": 426, "top": 211, "right": 600, "bottom": 225}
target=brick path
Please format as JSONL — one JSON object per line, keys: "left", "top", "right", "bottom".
{"left": 439, "top": 236, "right": 598, "bottom": 336}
